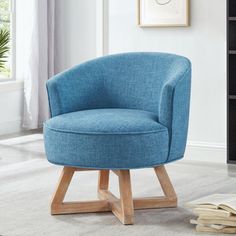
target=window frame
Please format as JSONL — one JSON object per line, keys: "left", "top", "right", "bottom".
{"left": 0, "top": 0, "right": 16, "bottom": 82}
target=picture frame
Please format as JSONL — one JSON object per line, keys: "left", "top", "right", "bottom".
{"left": 138, "top": 0, "right": 190, "bottom": 27}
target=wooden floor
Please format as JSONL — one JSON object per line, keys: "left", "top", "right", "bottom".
{"left": 0, "top": 133, "right": 236, "bottom": 235}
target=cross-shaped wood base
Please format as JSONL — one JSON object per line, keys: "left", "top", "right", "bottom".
{"left": 51, "top": 166, "right": 177, "bottom": 225}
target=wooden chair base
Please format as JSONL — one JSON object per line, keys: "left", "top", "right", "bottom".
{"left": 51, "top": 166, "right": 177, "bottom": 225}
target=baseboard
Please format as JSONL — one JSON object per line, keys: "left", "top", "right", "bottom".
{"left": 185, "top": 141, "right": 227, "bottom": 164}
{"left": 0, "top": 118, "right": 22, "bottom": 135}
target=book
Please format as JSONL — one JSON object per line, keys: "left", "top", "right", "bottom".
{"left": 186, "top": 194, "right": 236, "bottom": 215}
{"left": 193, "top": 208, "right": 231, "bottom": 218}
{"left": 190, "top": 219, "right": 226, "bottom": 230}
{"left": 199, "top": 215, "right": 236, "bottom": 221}
{"left": 197, "top": 218, "right": 236, "bottom": 227}
{"left": 196, "top": 225, "right": 236, "bottom": 234}
{"left": 187, "top": 194, "right": 236, "bottom": 233}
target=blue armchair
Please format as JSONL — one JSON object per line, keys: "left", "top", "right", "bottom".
{"left": 44, "top": 52, "right": 191, "bottom": 224}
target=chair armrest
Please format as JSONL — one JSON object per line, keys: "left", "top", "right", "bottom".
{"left": 159, "top": 67, "right": 191, "bottom": 161}
{"left": 46, "top": 61, "right": 103, "bottom": 117}
{"left": 46, "top": 70, "right": 81, "bottom": 117}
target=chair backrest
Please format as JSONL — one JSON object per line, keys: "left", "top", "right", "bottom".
{"left": 98, "top": 52, "right": 190, "bottom": 115}
{"left": 48, "top": 52, "right": 191, "bottom": 117}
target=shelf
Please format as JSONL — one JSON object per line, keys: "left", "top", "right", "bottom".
{"left": 229, "top": 95, "right": 236, "bottom": 99}
{"left": 229, "top": 0, "right": 236, "bottom": 17}
{"left": 228, "top": 160, "right": 236, "bottom": 164}
{"left": 229, "top": 21, "right": 236, "bottom": 50}
{"left": 228, "top": 100, "right": 236, "bottom": 161}
{"left": 227, "top": 0, "right": 236, "bottom": 164}
{"left": 229, "top": 50, "right": 236, "bottom": 54}
{"left": 229, "top": 17, "right": 236, "bottom": 21}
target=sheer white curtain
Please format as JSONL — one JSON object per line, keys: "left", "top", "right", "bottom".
{"left": 16, "top": 0, "right": 55, "bottom": 129}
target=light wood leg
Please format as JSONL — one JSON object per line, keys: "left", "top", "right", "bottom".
{"left": 118, "top": 170, "right": 134, "bottom": 225}
{"left": 51, "top": 167, "right": 75, "bottom": 213}
{"left": 50, "top": 165, "right": 177, "bottom": 225}
{"left": 133, "top": 166, "right": 177, "bottom": 210}
{"left": 98, "top": 170, "right": 110, "bottom": 200}
{"left": 51, "top": 167, "right": 110, "bottom": 215}
{"left": 154, "top": 165, "right": 177, "bottom": 198}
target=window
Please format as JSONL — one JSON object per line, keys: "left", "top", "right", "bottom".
{"left": 0, "top": 0, "right": 15, "bottom": 81}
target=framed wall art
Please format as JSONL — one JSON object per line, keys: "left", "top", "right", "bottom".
{"left": 138, "top": 0, "right": 190, "bottom": 27}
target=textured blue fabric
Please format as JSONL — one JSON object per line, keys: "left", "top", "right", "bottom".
{"left": 44, "top": 109, "right": 169, "bottom": 169}
{"left": 44, "top": 52, "right": 191, "bottom": 169}
{"left": 44, "top": 109, "right": 164, "bottom": 134}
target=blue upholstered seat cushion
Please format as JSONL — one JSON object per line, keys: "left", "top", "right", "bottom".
{"left": 44, "top": 109, "right": 169, "bottom": 169}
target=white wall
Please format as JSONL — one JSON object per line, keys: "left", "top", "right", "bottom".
{"left": 0, "top": 82, "right": 23, "bottom": 135}
{"left": 55, "top": 0, "right": 97, "bottom": 73}
{"left": 105, "top": 0, "right": 227, "bottom": 162}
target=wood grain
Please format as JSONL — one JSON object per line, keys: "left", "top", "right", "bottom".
{"left": 50, "top": 165, "right": 177, "bottom": 225}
